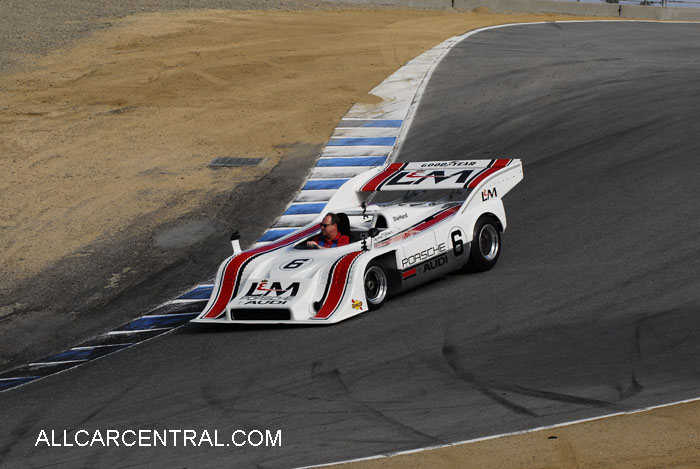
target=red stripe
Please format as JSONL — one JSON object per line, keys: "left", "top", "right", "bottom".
{"left": 201, "top": 225, "right": 319, "bottom": 319}
{"left": 467, "top": 159, "right": 511, "bottom": 189}
{"left": 314, "top": 251, "right": 363, "bottom": 319}
{"left": 361, "top": 163, "right": 405, "bottom": 192}
{"left": 411, "top": 205, "right": 460, "bottom": 232}
{"left": 402, "top": 268, "right": 416, "bottom": 279}
{"left": 378, "top": 205, "right": 460, "bottom": 247}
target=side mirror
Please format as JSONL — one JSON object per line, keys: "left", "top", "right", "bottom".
{"left": 230, "top": 230, "right": 242, "bottom": 255}
{"left": 362, "top": 228, "right": 380, "bottom": 252}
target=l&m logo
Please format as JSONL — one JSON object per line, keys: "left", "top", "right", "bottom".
{"left": 481, "top": 187, "right": 498, "bottom": 201}
{"left": 244, "top": 280, "right": 300, "bottom": 298}
{"left": 386, "top": 169, "right": 475, "bottom": 187}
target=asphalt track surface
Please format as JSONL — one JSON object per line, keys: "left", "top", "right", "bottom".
{"left": 2, "top": 22, "right": 700, "bottom": 468}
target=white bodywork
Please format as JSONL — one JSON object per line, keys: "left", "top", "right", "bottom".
{"left": 192, "top": 159, "right": 523, "bottom": 324}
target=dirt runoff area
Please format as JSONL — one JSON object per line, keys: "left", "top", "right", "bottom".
{"left": 1, "top": 7, "right": 607, "bottom": 299}
{"left": 335, "top": 399, "right": 700, "bottom": 468}
{"left": 1, "top": 5, "right": 698, "bottom": 468}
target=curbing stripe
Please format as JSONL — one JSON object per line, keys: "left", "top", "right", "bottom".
{"left": 0, "top": 377, "right": 40, "bottom": 391}
{"left": 175, "top": 285, "right": 214, "bottom": 300}
{"left": 295, "top": 190, "right": 336, "bottom": 203}
{"left": 302, "top": 179, "right": 350, "bottom": 190}
{"left": 310, "top": 167, "right": 375, "bottom": 179}
{"left": 273, "top": 214, "right": 319, "bottom": 228}
{"left": 283, "top": 203, "right": 327, "bottom": 215}
{"left": 107, "top": 328, "right": 171, "bottom": 335}
{"left": 316, "top": 156, "right": 388, "bottom": 167}
{"left": 338, "top": 119, "right": 403, "bottom": 127}
{"left": 113, "top": 314, "right": 197, "bottom": 331}
{"left": 71, "top": 344, "right": 133, "bottom": 350}
{"left": 327, "top": 136, "right": 397, "bottom": 146}
{"left": 321, "top": 146, "right": 390, "bottom": 157}
{"left": 258, "top": 228, "right": 298, "bottom": 242}
{"left": 332, "top": 128, "right": 400, "bottom": 138}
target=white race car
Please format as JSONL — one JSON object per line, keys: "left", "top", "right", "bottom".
{"left": 193, "top": 159, "right": 523, "bottom": 324}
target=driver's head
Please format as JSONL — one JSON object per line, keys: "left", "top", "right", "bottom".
{"left": 320, "top": 213, "right": 340, "bottom": 239}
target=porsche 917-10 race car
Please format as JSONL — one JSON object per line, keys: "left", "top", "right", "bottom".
{"left": 192, "top": 159, "right": 523, "bottom": 324}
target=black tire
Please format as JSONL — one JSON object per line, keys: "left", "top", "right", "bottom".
{"left": 467, "top": 217, "right": 501, "bottom": 272}
{"left": 364, "top": 261, "right": 389, "bottom": 310}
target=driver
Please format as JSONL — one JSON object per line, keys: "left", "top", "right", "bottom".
{"left": 306, "top": 213, "right": 349, "bottom": 248}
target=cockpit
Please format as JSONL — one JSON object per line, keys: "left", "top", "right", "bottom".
{"left": 294, "top": 202, "right": 446, "bottom": 250}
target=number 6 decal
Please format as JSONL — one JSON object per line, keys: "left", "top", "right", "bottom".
{"left": 450, "top": 228, "right": 465, "bottom": 257}
{"left": 281, "top": 258, "right": 312, "bottom": 270}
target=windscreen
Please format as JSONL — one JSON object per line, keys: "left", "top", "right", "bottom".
{"left": 367, "top": 188, "right": 472, "bottom": 206}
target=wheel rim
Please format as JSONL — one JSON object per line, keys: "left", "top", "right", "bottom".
{"left": 478, "top": 224, "right": 499, "bottom": 261}
{"left": 364, "top": 266, "right": 388, "bottom": 305}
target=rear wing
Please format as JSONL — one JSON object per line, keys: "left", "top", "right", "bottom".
{"left": 321, "top": 159, "right": 523, "bottom": 212}
{"left": 360, "top": 159, "right": 521, "bottom": 193}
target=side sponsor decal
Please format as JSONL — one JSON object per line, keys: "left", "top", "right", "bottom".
{"left": 422, "top": 253, "right": 448, "bottom": 272}
{"left": 200, "top": 225, "right": 318, "bottom": 320}
{"left": 418, "top": 161, "right": 478, "bottom": 168}
{"left": 351, "top": 299, "right": 363, "bottom": 310}
{"left": 401, "top": 253, "right": 449, "bottom": 279}
{"left": 401, "top": 242, "right": 447, "bottom": 269}
{"left": 314, "top": 251, "right": 364, "bottom": 320}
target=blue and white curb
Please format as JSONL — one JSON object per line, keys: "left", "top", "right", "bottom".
{"left": 0, "top": 285, "right": 213, "bottom": 392}
{"left": 256, "top": 32, "right": 464, "bottom": 244}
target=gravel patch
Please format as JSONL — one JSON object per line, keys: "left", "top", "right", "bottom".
{"left": 0, "top": 0, "right": 344, "bottom": 73}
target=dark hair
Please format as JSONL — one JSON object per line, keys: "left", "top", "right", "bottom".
{"left": 325, "top": 213, "right": 340, "bottom": 225}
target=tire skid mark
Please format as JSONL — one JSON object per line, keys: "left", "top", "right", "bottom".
{"left": 311, "top": 361, "right": 442, "bottom": 445}
{"left": 503, "top": 385, "right": 623, "bottom": 411}
{"left": 442, "top": 345, "right": 538, "bottom": 418}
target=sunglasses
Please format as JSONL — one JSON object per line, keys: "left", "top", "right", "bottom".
{"left": 320, "top": 223, "right": 334, "bottom": 228}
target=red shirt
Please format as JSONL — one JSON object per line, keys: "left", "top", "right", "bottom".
{"left": 313, "top": 232, "right": 350, "bottom": 248}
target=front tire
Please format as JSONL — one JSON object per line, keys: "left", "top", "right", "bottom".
{"left": 467, "top": 217, "right": 501, "bottom": 272}
{"left": 364, "top": 261, "right": 388, "bottom": 310}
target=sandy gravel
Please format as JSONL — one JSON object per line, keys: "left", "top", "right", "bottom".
{"left": 0, "top": 6, "right": 580, "bottom": 296}
{"left": 0, "top": 0, "right": 342, "bottom": 72}
{"left": 337, "top": 399, "right": 700, "bottom": 468}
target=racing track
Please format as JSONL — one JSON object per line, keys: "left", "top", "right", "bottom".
{"left": 1, "top": 22, "right": 700, "bottom": 468}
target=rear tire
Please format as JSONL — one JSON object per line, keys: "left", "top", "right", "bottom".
{"left": 364, "top": 261, "right": 388, "bottom": 310}
{"left": 467, "top": 217, "right": 501, "bottom": 272}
